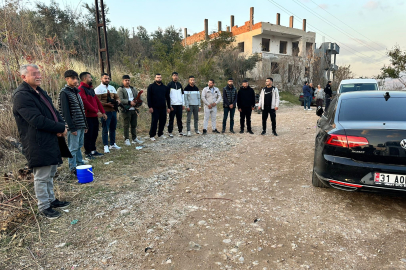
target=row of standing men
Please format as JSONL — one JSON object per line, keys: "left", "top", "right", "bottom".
{"left": 145, "top": 72, "right": 280, "bottom": 141}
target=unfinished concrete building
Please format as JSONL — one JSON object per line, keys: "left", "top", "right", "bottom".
{"left": 183, "top": 7, "right": 340, "bottom": 87}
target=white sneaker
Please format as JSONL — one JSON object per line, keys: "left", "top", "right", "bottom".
{"left": 168, "top": 133, "right": 174, "bottom": 138}
{"left": 150, "top": 137, "right": 156, "bottom": 141}
{"left": 159, "top": 135, "right": 167, "bottom": 139}
{"left": 109, "top": 143, "right": 121, "bottom": 150}
{"left": 132, "top": 138, "right": 144, "bottom": 144}
{"left": 187, "top": 131, "right": 191, "bottom": 137}
{"left": 195, "top": 130, "right": 201, "bottom": 134}
{"left": 83, "top": 159, "right": 89, "bottom": 164}
{"left": 124, "top": 139, "right": 131, "bottom": 146}
{"left": 304, "top": 108, "right": 307, "bottom": 111}
{"left": 104, "top": 145, "right": 110, "bottom": 153}
{"left": 308, "top": 108, "right": 313, "bottom": 111}
{"left": 179, "top": 132, "right": 184, "bottom": 136}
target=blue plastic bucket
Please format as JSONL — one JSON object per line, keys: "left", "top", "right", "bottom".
{"left": 76, "top": 165, "right": 94, "bottom": 184}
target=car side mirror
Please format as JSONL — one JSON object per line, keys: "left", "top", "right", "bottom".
{"left": 316, "top": 106, "right": 324, "bottom": 117}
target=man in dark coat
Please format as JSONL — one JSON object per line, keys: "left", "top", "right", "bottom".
{"left": 13, "top": 64, "right": 70, "bottom": 220}
{"left": 237, "top": 80, "right": 256, "bottom": 134}
{"left": 324, "top": 81, "right": 333, "bottom": 110}
{"left": 222, "top": 78, "right": 238, "bottom": 133}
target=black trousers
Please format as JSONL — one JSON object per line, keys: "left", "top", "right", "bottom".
{"left": 84, "top": 117, "right": 99, "bottom": 154}
{"left": 240, "top": 107, "right": 253, "bottom": 131}
{"left": 168, "top": 105, "right": 183, "bottom": 133}
{"left": 262, "top": 106, "right": 276, "bottom": 132}
{"left": 325, "top": 96, "right": 331, "bottom": 110}
{"left": 149, "top": 107, "right": 167, "bottom": 137}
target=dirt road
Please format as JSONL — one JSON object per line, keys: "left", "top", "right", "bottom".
{"left": 7, "top": 105, "right": 406, "bottom": 270}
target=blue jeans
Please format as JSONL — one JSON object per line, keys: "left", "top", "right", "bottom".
{"left": 222, "top": 107, "right": 236, "bottom": 131}
{"left": 68, "top": 129, "right": 85, "bottom": 171}
{"left": 304, "top": 96, "right": 312, "bottom": 109}
{"left": 101, "top": 111, "right": 117, "bottom": 146}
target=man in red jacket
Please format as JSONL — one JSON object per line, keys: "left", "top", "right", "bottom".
{"left": 78, "top": 72, "right": 107, "bottom": 159}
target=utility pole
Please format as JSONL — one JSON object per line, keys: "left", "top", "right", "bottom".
{"left": 95, "top": 0, "right": 111, "bottom": 76}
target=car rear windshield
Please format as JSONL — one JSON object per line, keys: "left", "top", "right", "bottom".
{"left": 339, "top": 97, "right": 406, "bottom": 121}
{"left": 339, "top": 83, "right": 378, "bottom": 93}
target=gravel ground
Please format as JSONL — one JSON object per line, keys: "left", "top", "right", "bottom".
{"left": 5, "top": 104, "right": 406, "bottom": 270}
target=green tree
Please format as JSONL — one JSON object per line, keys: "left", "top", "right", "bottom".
{"left": 380, "top": 46, "right": 406, "bottom": 88}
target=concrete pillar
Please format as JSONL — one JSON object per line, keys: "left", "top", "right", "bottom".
{"left": 204, "top": 19, "right": 208, "bottom": 40}
{"left": 227, "top": 26, "right": 230, "bottom": 32}
{"left": 276, "top": 13, "right": 280, "bottom": 25}
{"left": 231, "top": 15, "right": 235, "bottom": 29}
{"left": 184, "top": 28, "right": 188, "bottom": 46}
{"left": 289, "top": 16, "right": 294, "bottom": 28}
{"left": 218, "top": 21, "right": 222, "bottom": 32}
{"left": 302, "top": 19, "right": 306, "bottom": 32}
{"left": 250, "top": 7, "right": 254, "bottom": 25}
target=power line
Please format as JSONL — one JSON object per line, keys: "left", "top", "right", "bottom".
{"left": 265, "top": 0, "right": 382, "bottom": 65}
{"left": 292, "top": 0, "right": 387, "bottom": 58}
{"left": 309, "top": 0, "right": 387, "bottom": 52}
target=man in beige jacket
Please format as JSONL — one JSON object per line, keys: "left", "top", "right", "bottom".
{"left": 201, "top": 79, "right": 222, "bottom": 134}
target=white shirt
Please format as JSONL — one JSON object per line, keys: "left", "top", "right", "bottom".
{"left": 126, "top": 88, "right": 135, "bottom": 111}
{"left": 94, "top": 83, "right": 117, "bottom": 94}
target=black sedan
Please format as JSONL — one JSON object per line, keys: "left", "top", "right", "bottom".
{"left": 312, "top": 91, "right": 406, "bottom": 192}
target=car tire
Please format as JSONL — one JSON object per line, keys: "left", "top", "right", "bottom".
{"left": 312, "top": 168, "right": 329, "bottom": 188}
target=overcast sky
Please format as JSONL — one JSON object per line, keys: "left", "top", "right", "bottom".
{"left": 39, "top": 0, "right": 406, "bottom": 77}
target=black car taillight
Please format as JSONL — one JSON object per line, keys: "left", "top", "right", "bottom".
{"left": 326, "top": 134, "right": 369, "bottom": 148}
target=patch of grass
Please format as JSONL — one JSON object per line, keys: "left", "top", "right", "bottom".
{"left": 279, "top": 91, "right": 301, "bottom": 105}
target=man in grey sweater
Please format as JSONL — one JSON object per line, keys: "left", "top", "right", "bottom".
{"left": 184, "top": 76, "right": 201, "bottom": 136}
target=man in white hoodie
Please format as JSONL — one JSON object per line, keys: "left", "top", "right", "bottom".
{"left": 167, "top": 72, "right": 184, "bottom": 137}
{"left": 201, "top": 79, "right": 222, "bottom": 134}
{"left": 258, "top": 77, "right": 280, "bottom": 136}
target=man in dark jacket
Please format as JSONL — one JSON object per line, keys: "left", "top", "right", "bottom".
{"left": 58, "top": 70, "right": 88, "bottom": 175}
{"left": 147, "top": 74, "right": 171, "bottom": 141}
{"left": 303, "top": 81, "right": 312, "bottom": 111}
{"left": 222, "top": 78, "right": 238, "bottom": 133}
{"left": 78, "top": 72, "right": 106, "bottom": 159}
{"left": 324, "top": 81, "right": 333, "bottom": 110}
{"left": 237, "top": 80, "right": 256, "bottom": 134}
{"left": 13, "top": 64, "right": 70, "bottom": 219}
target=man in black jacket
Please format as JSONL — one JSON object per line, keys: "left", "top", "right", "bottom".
{"left": 147, "top": 74, "right": 171, "bottom": 141}
{"left": 324, "top": 81, "right": 333, "bottom": 110}
{"left": 237, "top": 80, "right": 256, "bottom": 134}
{"left": 222, "top": 78, "right": 237, "bottom": 133}
{"left": 58, "top": 70, "right": 88, "bottom": 175}
{"left": 13, "top": 64, "right": 70, "bottom": 220}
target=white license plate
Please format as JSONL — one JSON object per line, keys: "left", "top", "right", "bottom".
{"left": 375, "top": 173, "right": 406, "bottom": 187}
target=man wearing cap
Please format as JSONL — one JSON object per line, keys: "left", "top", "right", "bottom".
{"left": 117, "top": 75, "right": 144, "bottom": 146}
{"left": 167, "top": 72, "right": 184, "bottom": 137}
{"left": 258, "top": 77, "right": 279, "bottom": 136}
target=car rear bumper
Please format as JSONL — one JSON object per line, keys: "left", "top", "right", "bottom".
{"left": 315, "top": 154, "right": 406, "bottom": 192}
{"left": 316, "top": 172, "right": 406, "bottom": 192}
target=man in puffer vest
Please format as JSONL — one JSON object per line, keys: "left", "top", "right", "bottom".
{"left": 58, "top": 70, "right": 88, "bottom": 175}
{"left": 201, "top": 79, "right": 222, "bottom": 134}
{"left": 167, "top": 72, "right": 184, "bottom": 137}
{"left": 222, "top": 78, "right": 237, "bottom": 133}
